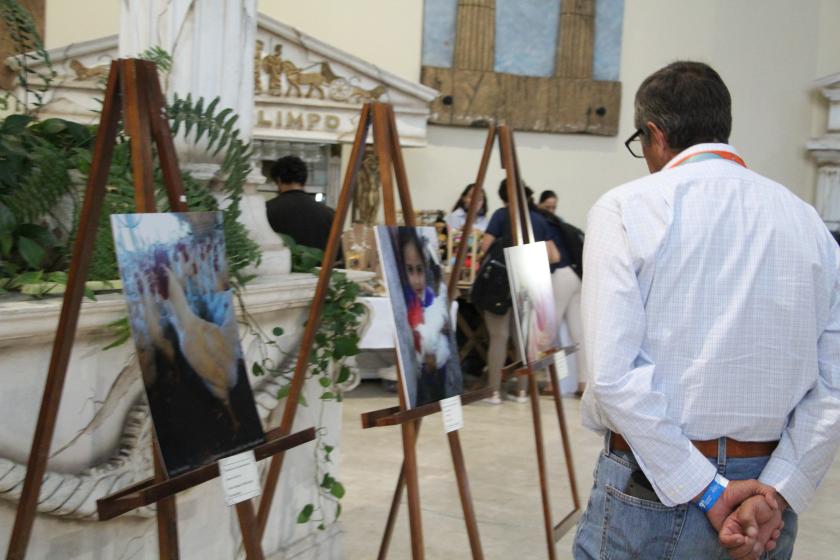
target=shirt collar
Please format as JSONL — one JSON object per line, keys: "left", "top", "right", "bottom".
{"left": 663, "top": 143, "right": 741, "bottom": 170}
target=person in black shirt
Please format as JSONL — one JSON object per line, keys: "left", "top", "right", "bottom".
{"left": 266, "top": 155, "right": 336, "bottom": 252}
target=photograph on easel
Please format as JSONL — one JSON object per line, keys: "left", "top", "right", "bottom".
{"left": 375, "top": 226, "right": 463, "bottom": 408}
{"left": 504, "top": 241, "right": 561, "bottom": 364}
{"left": 111, "top": 211, "right": 265, "bottom": 477}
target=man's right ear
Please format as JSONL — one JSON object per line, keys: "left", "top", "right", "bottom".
{"left": 645, "top": 122, "right": 668, "bottom": 151}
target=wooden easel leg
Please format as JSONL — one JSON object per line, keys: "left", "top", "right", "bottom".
{"left": 528, "top": 371, "right": 557, "bottom": 560}
{"left": 377, "top": 414, "right": 424, "bottom": 560}
{"left": 548, "top": 363, "right": 582, "bottom": 540}
{"left": 401, "top": 420, "right": 424, "bottom": 560}
{"left": 5, "top": 61, "right": 124, "bottom": 560}
{"left": 549, "top": 364, "right": 580, "bottom": 510}
{"left": 236, "top": 500, "right": 265, "bottom": 560}
{"left": 255, "top": 105, "right": 372, "bottom": 540}
{"left": 377, "top": 465, "right": 405, "bottom": 560}
{"left": 447, "top": 431, "right": 484, "bottom": 560}
{"left": 153, "top": 449, "right": 180, "bottom": 559}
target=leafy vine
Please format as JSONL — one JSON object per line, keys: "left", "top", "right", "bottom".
{"left": 248, "top": 235, "right": 366, "bottom": 529}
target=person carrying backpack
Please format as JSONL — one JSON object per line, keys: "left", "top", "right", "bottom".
{"left": 536, "top": 206, "right": 587, "bottom": 395}
{"left": 472, "top": 180, "right": 560, "bottom": 404}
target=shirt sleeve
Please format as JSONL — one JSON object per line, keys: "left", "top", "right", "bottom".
{"left": 759, "top": 240, "right": 840, "bottom": 514}
{"left": 531, "top": 212, "right": 549, "bottom": 242}
{"left": 485, "top": 209, "right": 505, "bottom": 238}
{"left": 582, "top": 200, "right": 716, "bottom": 506}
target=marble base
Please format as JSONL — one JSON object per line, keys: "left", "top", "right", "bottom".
{"left": 0, "top": 274, "right": 343, "bottom": 559}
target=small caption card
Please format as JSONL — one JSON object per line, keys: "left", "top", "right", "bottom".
{"left": 554, "top": 349, "right": 569, "bottom": 380}
{"left": 440, "top": 395, "right": 464, "bottom": 433}
{"left": 218, "top": 450, "right": 261, "bottom": 506}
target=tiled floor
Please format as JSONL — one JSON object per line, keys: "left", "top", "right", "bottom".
{"left": 340, "top": 381, "right": 840, "bottom": 559}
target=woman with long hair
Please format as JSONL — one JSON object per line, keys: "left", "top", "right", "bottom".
{"left": 445, "top": 183, "right": 489, "bottom": 232}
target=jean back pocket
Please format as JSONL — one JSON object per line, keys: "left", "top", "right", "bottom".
{"left": 601, "top": 485, "right": 687, "bottom": 560}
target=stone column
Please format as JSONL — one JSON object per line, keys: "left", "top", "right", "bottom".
{"left": 810, "top": 148, "right": 840, "bottom": 221}
{"left": 807, "top": 77, "right": 840, "bottom": 222}
{"left": 554, "top": 0, "right": 595, "bottom": 78}
{"left": 119, "top": 0, "right": 290, "bottom": 275}
{"left": 453, "top": 0, "right": 495, "bottom": 71}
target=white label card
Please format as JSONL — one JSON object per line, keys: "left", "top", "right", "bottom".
{"left": 440, "top": 395, "right": 464, "bottom": 433}
{"left": 218, "top": 450, "right": 261, "bottom": 507}
{"left": 554, "top": 349, "right": 569, "bottom": 381}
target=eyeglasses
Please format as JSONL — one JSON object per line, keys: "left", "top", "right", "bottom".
{"left": 625, "top": 128, "right": 645, "bottom": 159}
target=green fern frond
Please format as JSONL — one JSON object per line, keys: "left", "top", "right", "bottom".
{"left": 138, "top": 46, "right": 173, "bottom": 73}
{"left": 80, "top": 92, "right": 262, "bottom": 281}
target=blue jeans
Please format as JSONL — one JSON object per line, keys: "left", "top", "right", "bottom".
{"left": 572, "top": 439, "right": 798, "bottom": 559}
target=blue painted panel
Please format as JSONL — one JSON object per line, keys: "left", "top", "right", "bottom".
{"left": 422, "top": 0, "right": 458, "bottom": 68}
{"left": 593, "top": 0, "right": 624, "bottom": 81}
{"left": 494, "top": 0, "right": 561, "bottom": 77}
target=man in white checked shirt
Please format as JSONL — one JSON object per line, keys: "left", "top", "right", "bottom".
{"left": 572, "top": 62, "right": 840, "bottom": 560}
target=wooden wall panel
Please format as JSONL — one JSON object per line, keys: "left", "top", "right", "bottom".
{"left": 421, "top": 0, "right": 621, "bottom": 136}
{"left": 422, "top": 67, "right": 621, "bottom": 136}
{"left": 451, "top": 70, "right": 499, "bottom": 127}
{"left": 421, "top": 66, "right": 454, "bottom": 125}
{"left": 453, "top": 0, "right": 496, "bottom": 72}
{"left": 555, "top": 0, "right": 595, "bottom": 78}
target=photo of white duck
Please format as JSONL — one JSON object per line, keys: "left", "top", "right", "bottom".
{"left": 163, "top": 264, "right": 241, "bottom": 429}
{"left": 111, "top": 211, "right": 265, "bottom": 477}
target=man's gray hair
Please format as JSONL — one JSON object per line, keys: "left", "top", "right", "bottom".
{"left": 634, "top": 61, "right": 732, "bottom": 151}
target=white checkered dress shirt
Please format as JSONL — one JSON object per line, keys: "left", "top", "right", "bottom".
{"left": 580, "top": 143, "right": 840, "bottom": 513}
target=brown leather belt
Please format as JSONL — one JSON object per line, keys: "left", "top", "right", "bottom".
{"left": 610, "top": 432, "right": 778, "bottom": 459}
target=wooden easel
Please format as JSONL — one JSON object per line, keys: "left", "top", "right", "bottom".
{"left": 6, "top": 58, "right": 316, "bottom": 560}
{"left": 251, "top": 101, "right": 490, "bottom": 560}
{"left": 492, "top": 123, "right": 581, "bottom": 558}
{"left": 379, "top": 124, "right": 582, "bottom": 559}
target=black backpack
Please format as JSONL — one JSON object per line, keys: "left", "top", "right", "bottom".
{"left": 470, "top": 235, "right": 512, "bottom": 315}
{"left": 555, "top": 220, "right": 585, "bottom": 279}
{"left": 539, "top": 209, "right": 585, "bottom": 279}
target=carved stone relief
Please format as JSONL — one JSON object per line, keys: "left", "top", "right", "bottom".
{"left": 254, "top": 40, "right": 387, "bottom": 104}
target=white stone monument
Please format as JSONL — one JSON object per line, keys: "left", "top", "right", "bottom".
{"left": 808, "top": 72, "right": 840, "bottom": 224}
{"left": 119, "top": 0, "right": 291, "bottom": 275}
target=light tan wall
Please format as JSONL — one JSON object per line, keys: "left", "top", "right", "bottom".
{"left": 267, "top": 0, "right": 840, "bottom": 226}
{"left": 44, "top": 0, "right": 119, "bottom": 50}
{"left": 43, "top": 0, "right": 838, "bottom": 227}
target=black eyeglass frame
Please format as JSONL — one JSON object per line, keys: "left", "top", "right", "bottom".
{"left": 624, "top": 128, "right": 646, "bottom": 159}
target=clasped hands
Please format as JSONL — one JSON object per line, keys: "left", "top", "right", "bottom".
{"left": 703, "top": 480, "right": 787, "bottom": 559}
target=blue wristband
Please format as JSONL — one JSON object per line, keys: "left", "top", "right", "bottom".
{"left": 697, "top": 474, "right": 729, "bottom": 512}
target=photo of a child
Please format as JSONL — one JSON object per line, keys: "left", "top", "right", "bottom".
{"left": 376, "top": 226, "right": 463, "bottom": 408}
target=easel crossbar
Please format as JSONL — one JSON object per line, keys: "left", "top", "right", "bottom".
{"left": 504, "top": 345, "right": 580, "bottom": 377}
{"left": 97, "top": 427, "right": 317, "bottom": 520}
{"left": 361, "top": 387, "right": 494, "bottom": 429}
{"left": 553, "top": 510, "right": 582, "bottom": 542}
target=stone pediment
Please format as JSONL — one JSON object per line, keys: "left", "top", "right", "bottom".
{"left": 254, "top": 14, "right": 437, "bottom": 146}
{"left": 5, "top": 13, "right": 438, "bottom": 146}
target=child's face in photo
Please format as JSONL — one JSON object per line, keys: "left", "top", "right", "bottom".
{"left": 403, "top": 242, "right": 426, "bottom": 299}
